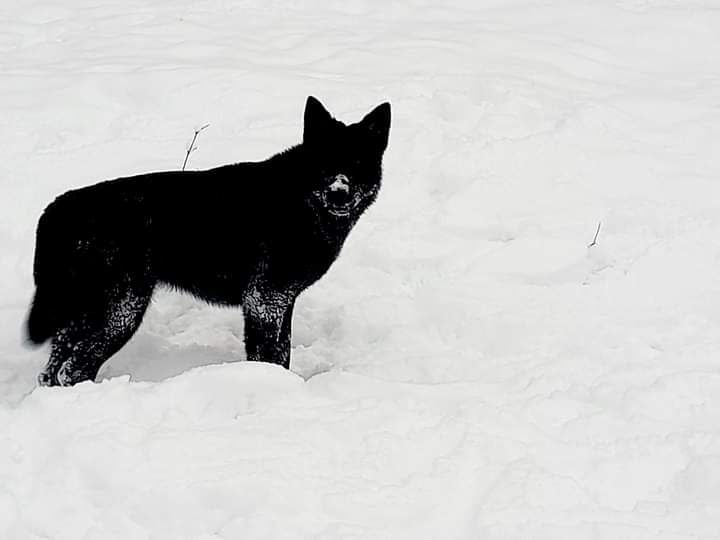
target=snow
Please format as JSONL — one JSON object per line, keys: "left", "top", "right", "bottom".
{"left": 2, "top": 0, "right": 720, "bottom": 537}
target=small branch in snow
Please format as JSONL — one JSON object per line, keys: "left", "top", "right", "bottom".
{"left": 588, "top": 221, "right": 602, "bottom": 248}
{"left": 182, "top": 123, "right": 210, "bottom": 171}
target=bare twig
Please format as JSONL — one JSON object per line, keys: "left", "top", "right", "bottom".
{"left": 588, "top": 221, "right": 602, "bottom": 248}
{"left": 182, "top": 123, "right": 210, "bottom": 171}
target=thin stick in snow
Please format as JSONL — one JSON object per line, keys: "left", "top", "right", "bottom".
{"left": 588, "top": 221, "right": 602, "bottom": 248}
{"left": 182, "top": 124, "right": 210, "bottom": 171}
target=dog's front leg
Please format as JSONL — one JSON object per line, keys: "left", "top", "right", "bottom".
{"left": 242, "top": 284, "right": 295, "bottom": 369}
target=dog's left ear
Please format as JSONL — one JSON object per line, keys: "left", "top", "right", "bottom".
{"left": 304, "top": 96, "right": 335, "bottom": 145}
{"left": 358, "top": 102, "right": 391, "bottom": 152}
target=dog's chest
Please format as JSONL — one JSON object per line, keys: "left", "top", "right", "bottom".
{"left": 265, "top": 225, "right": 349, "bottom": 291}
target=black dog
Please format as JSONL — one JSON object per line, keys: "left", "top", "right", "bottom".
{"left": 26, "top": 97, "right": 390, "bottom": 386}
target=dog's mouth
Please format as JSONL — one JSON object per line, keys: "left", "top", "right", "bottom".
{"left": 320, "top": 190, "right": 362, "bottom": 217}
{"left": 314, "top": 174, "right": 363, "bottom": 218}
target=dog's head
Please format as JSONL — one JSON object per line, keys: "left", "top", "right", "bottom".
{"left": 301, "top": 96, "right": 390, "bottom": 222}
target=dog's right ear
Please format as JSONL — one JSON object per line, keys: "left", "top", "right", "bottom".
{"left": 304, "top": 96, "right": 334, "bottom": 144}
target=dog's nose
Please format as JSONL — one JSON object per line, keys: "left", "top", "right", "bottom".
{"left": 329, "top": 174, "right": 350, "bottom": 194}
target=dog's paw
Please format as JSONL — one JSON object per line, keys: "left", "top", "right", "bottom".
{"left": 37, "top": 369, "right": 57, "bottom": 387}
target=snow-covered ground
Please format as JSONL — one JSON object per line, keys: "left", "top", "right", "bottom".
{"left": 2, "top": 0, "right": 720, "bottom": 537}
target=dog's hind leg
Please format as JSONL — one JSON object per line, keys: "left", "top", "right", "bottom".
{"left": 38, "top": 339, "right": 69, "bottom": 386}
{"left": 40, "top": 283, "right": 153, "bottom": 387}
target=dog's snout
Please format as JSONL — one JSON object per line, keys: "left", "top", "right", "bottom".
{"left": 326, "top": 175, "right": 351, "bottom": 206}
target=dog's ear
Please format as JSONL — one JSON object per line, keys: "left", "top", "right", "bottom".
{"left": 304, "top": 96, "right": 334, "bottom": 144}
{"left": 358, "top": 102, "right": 391, "bottom": 152}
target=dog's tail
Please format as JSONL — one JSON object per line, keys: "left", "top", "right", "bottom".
{"left": 25, "top": 204, "right": 65, "bottom": 346}
{"left": 26, "top": 288, "right": 55, "bottom": 345}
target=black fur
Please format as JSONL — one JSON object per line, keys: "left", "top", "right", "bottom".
{"left": 27, "top": 97, "right": 391, "bottom": 386}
